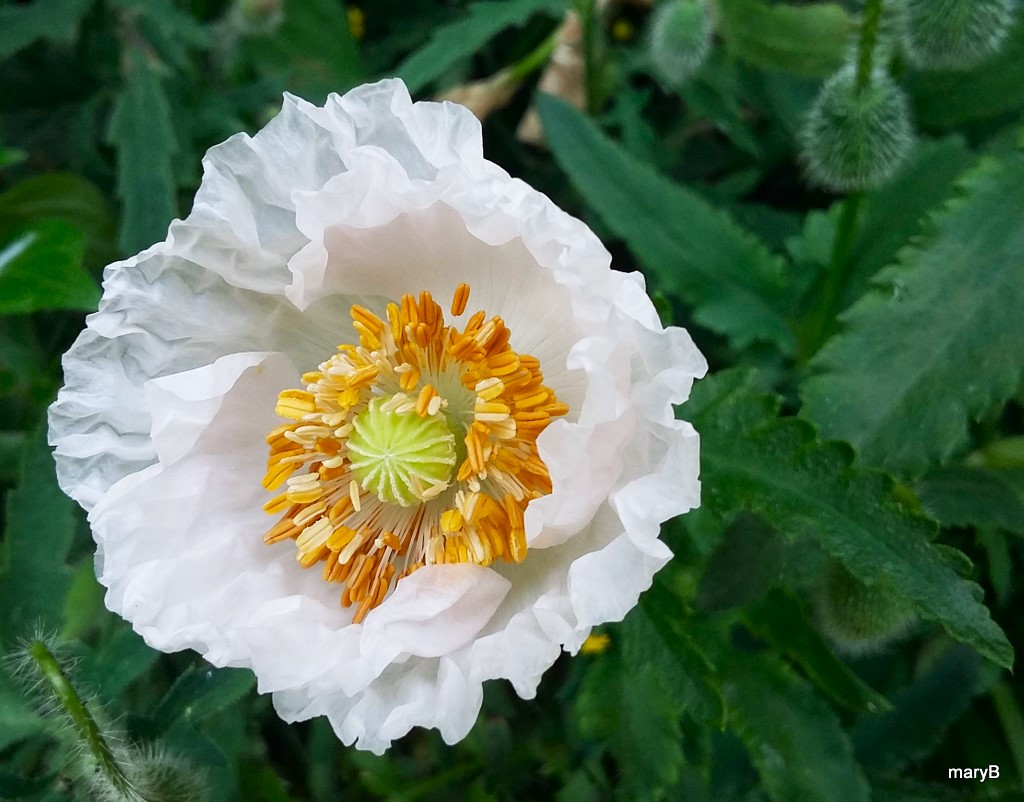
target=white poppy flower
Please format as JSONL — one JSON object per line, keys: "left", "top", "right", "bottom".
{"left": 48, "top": 79, "right": 706, "bottom": 753}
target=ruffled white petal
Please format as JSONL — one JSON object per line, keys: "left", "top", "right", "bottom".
{"left": 49, "top": 78, "right": 706, "bottom": 752}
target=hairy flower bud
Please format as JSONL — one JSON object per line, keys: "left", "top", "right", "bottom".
{"left": 816, "top": 561, "right": 917, "bottom": 655}
{"left": 899, "top": 0, "right": 1017, "bottom": 70}
{"left": 125, "top": 746, "right": 209, "bottom": 802}
{"left": 800, "top": 65, "right": 915, "bottom": 192}
{"left": 649, "top": 0, "right": 714, "bottom": 87}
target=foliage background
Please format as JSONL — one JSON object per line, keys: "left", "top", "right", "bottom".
{"left": 1, "top": 0, "right": 1023, "bottom": 799}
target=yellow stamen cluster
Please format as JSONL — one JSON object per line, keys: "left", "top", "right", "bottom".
{"left": 262, "top": 284, "right": 568, "bottom": 623}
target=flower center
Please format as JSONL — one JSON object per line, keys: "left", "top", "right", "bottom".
{"left": 347, "top": 397, "right": 456, "bottom": 506}
{"left": 261, "top": 284, "right": 568, "bottom": 623}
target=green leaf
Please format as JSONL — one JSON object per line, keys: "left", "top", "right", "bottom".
{"left": 107, "top": 46, "right": 178, "bottom": 255}
{"left": 575, "top": 652, "right": 684, "bottom": 801}
{"left": 852, "top": 645, "right": 981, "bottom": 776}
{"left": 151, "top": 665, "right": 255, "bottom": 733}
{"left": 802, "top": 150, "right": 1024, "bottom": 476}
{"left": 61, "top": 560, "right": 106, "bottom": 641}
{"left": 788, "top": 139, "right": 975, "bottom": 316}
{"left": 722, "top": 652, "right": 870, "bottom": 802}
{"left": 625, "top": 590, "right": 725, "bottom": 728}
{"left": 0, "top": 424, "right": 77, "bottom": 645}
{"left": 689, "top": 370, "right": 1013, "bottom": 669}
{"left": 0, "top": 666, "right": 45, "bottom": 751}
{"left": 396, "top": 0, "right": 563, "bottom": 95}
{"left": 907, "top": 16, "right": 1024, "bottom": 128}
{"left": 696, "top": 513, "right": 786, "bottom": 612}
{"left": 79, "top": 623, "right": 159, "bottom": 699}
{"left": 716, "top": 0, "right": 855, "bottom": 78}
{"left": 746, "top": 591, "right": 891, "bottom": 714}
{"left": 537, "top": 94, "right": 795, "bottom": 353}
{"left": 841, "top": 137, "right": 976, "bottom": 309}
{"left": 0, "top": 0, "right": 93, "bottom": 60}
{"left": 916, "top": 466, "right": 1024, "bottom": 535}
{"left": 246, "top": 0, "right": 364, "bottom": 102}
{"left": 0, "top": 223, "right": 98, "bottom": 315}
{"left": 0, "top": 174, "right": 117, "bottom": 268}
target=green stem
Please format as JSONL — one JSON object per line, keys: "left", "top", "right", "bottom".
{"left": 27, "top": 640, "right": 136, "bottom": 800}
{"left": 992, "top": 682, "right": 1024, "bottom": 783}
{"left": 801, "top": 193, "right": 863, "bottom": 360}
{"left": 801, "top": 0, "right": 885, "bottom": 360}
{"left": 508, "top": 26, "right": 561, "bottom": 82}
{"left": 855, "top": 0, "right": 885, "bottom": 91}
{"left": 574, "top": 0, "right": 600, "bottom": 114}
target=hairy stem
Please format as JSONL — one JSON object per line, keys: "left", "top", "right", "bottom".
{"left": 856, "top": 0, "right": 886, "bottom": 91}
{"left": 26, "top": 640, "right": 136, "bottom": 800}
{"left": 802, "top": 0, "right": 885, "bottom": 360}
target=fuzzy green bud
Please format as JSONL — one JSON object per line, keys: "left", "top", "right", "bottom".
{"left": 800, "top": 65, "right": 915, "bottom": 192}
{"left": 899, "top": 0, "right": 1017, "bottom": 70}
{"left": 126, "top": 746, "right": 209, "bottom": 802}
{"left": 816, "top": 561, "right": 917, "bottom": 655}
{"left": 649, "top": 0, "right": 714, "bottom": 88}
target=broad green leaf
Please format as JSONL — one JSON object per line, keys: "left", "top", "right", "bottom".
{"left": 61, "top": 559, "right": 106, "bottom": 641}
{"left": 0, "top": 223, "right": 98, "bottom": 315}
{"left": 802, "top": 150, "right": 1024, "bottom": 476}
{"left": 723, "top": 652, "right": 870, "bottom": 802}
{"left": 841, "top": 137, "right": 975, "bottom": 309}
{"left": 696, "top": 513, "right": 786, "bottom": 612}
{"left": 0, "top": 173, "right": 117, "bottom": 268}
{"left": 247, "top": 0, "right": 364, "bottom": 102}
{"left": 907, "top": 17, "right": 1024, "bottom": 128}
{"left": 0, "top": 667, "right": 44, "bottom": 750}
{"left": 625, "top": 590, "right": 724, "bottom": 728}
{"left": 0, "top": 424, "right": 76, "bottom": 644}
{"left": 746, "top": 591, "right": 891, "bottom": 714}
{"left": 575, "top": 653, "right": 685, "bottom": 801}
{"left": 397, "top": 0, "right": 564, "bottom": 94}
{"left": 852, "top": 645, "right": 981, "bottom": 776}
{"left": 151, "top": 665, "right": 255, "bottom": 733}
{"left": 537, "top": 94, "right": 795, "bottom": 353}
{"left": 0, "top": 0, "right": 93, "bottom": 60}
{"left": 79, "top": 623, "right": 159, "bottom": 699}
{"left": 717, "top": 0, "right": 855, "bottom": 78}
{"left": 681, "top": 52, "right": 763, "bottom": 158}
{"left": 688, "top": 370, "right": 1013, "bottom": 669}
{"left": 107, "top": 46, "right": 178, "bottom": 254}
{"left": 916, "top": 467, "right": 1024, "bottom": 536}
{"left": 788, "top": 139, "right": 975, "bottom": 316}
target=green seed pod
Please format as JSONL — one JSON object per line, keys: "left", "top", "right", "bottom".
{"left": 899, "top": 0, "right": 1017, "bottom": 70}
{"left": 816, "top": 561, "right": 917, "bottom": 655}
{"left": 649, "top": 0, "right": 714, "bottom": 88}
{"left": 800, "top": 65, "right": 915, "bottom": 192}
